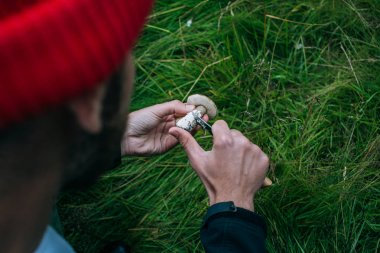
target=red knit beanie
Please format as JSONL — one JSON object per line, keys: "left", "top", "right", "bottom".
{"left": 0, "top": 0, "right": 153, "bottom": 128}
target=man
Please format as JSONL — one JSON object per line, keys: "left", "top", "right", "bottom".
{"left": 0, "top": 0, "right": 269, "bottom": 252}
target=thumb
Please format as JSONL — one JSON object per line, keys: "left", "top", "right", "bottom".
{"left": 169, "top": 127, "right": 204, "bottom": 160}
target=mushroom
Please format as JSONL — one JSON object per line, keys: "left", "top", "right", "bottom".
{"left": 176, "top": 94, "right": 217, "bottom": 132}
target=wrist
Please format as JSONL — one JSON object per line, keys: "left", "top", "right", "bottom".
{"left": 210, "top": 196, "right": 254, "bottom": 212}
{"left": 232, "top": 200, "right": 254, "bottom": 211}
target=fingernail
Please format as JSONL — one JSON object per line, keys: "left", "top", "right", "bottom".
{"left": 185, "top": 104, "right": 195, "bottom": 112}
{"left": 264, "top": 177, "right": 272, "bottom": 186}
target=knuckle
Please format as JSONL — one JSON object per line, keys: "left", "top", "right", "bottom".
{"left": 261, "top": 154, "right": 270, "bottom": 167}
{"left": 231, "top": 130, "right": 251, "bottom": 147}
{"left": 251, "top": 144, "right": 261, "bottom": 153}
{"left": 172, "top": 99, "right": 182, "bottom": 106}
{"left": 214, "top": 135, "right": 233, "bottom": 147}
{"left": 245, "top": 141, "right": 252, "bottom": 149}
{"left": 238, "top": 136, "right": 250, "bottom": 147}
{"left": 231, "top": 129, "right": 242, "bottom": 136}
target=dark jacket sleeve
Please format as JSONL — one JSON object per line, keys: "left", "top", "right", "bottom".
{"left": 200, "top": 201, "right": 267, "bottom": 253}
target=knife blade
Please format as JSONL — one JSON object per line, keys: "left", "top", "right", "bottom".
{"left": 192, "top": 112, "right": 213, "bottom": 135}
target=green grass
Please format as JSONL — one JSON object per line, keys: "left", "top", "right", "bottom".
{"left": 58, "top": 0, "right": 380, "bottom": 252}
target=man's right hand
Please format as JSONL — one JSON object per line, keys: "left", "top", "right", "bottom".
{"left": 169, "top": 120, "right": 270, "bottom": 211}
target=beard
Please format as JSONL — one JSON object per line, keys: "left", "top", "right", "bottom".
{"left": 62, "top": 69, "right": 126, "bottom": 190}
{"left": 61, "top": 120, "right": 123, "bottom": 190}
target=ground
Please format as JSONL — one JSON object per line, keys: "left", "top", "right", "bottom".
{"left": 58, "top": 0, "right": 380, "bottom": 252}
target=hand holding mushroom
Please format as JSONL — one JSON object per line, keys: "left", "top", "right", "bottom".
{"left": 121, "top": 100, "right": 199, "bottom": 156}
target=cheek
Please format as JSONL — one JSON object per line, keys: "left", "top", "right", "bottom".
{"left": 118, "top": 55, "right": 135, "bottom": 120}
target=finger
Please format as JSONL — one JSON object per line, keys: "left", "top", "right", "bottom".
{"left": 202, "top": 114, "right": 209, "bottom": 122}
{"left": 212, "top": 120, "right": 233, "bottom": 147}
{"left": 194, "top": 114, "right": 210, "bottom": 133}
{"left": 191, "top": 124, "right": 202, "bottom": 134}
{"left": 169, "top": 127, "right": 205, "bottom": 160}
{"left": 189, "top": 114, "right": 210, "bottom": 135}
{"left": 153, "top": 100, "right": 195, "bottom": 118}
{"left": 262, "top": 177, "right": 272, "bottom": 187}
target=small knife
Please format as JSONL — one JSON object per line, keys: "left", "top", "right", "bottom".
{"left": 192, "top": 112, "right": 213, "bottom": 135}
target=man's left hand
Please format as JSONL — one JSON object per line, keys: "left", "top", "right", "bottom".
{"left": 121, "top": 100, "right": 197, "bottom": 156}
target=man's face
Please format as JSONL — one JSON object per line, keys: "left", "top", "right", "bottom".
{"left": 62, "top": 54, "right": 135, "bottom": 189}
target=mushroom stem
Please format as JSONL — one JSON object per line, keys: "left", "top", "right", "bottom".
{"left": 175, "top": 109, "right": 203, "bottom": 132}
{"left": 195, "top": 105, "right": 206, "bottom": 116}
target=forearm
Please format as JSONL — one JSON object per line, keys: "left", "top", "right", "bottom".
{"left": 201, "top": 202, "right": 267, "bottom": 253}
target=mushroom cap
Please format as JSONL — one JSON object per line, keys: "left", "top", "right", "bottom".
{"left": 187, "top": 94, "right": 217, "bottom": 119}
